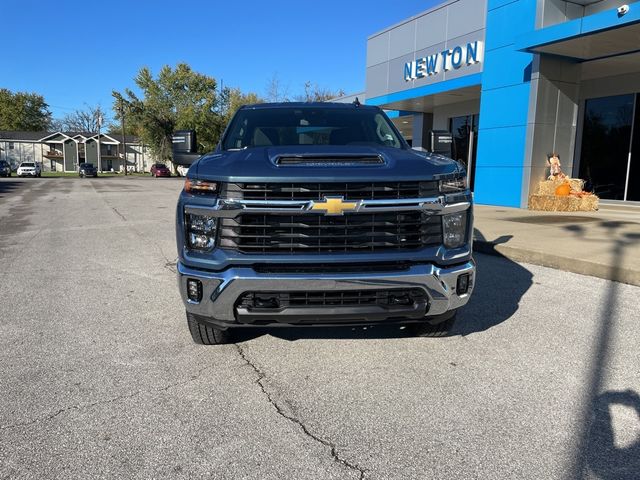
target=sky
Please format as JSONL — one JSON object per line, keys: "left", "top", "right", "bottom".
{"left": 0, "top": 0, "right": 440, "bottom": 121}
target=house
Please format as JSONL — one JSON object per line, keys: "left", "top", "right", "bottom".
{"left": 0, "top": 131, "right": 162, "bottom": 173}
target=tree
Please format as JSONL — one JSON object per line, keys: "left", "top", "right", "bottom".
{"left": 265, "top": 73, "right": 291, "bottom": 102}
{"left": 219, "top": 87, "right": 262, "bottom": 127}
{"left": 53, "top": 105, "right": 108, "bottom": 133}
{"left": 264, "top": 75, "right": 345, "bottom": 103}
{"left": 0, "top": 89, "right": 51, "bottom": 131}
{"left": 113, "top": 63, "right": 226, "bottom": 161}
{"left": 295, "top": 81, "right": 346, "bottom": 102}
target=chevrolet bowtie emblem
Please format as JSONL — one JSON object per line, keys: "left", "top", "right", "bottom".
{"left": 310, "top": 196, "right": 360, "bottom": 215}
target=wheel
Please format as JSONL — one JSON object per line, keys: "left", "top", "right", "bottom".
{"left": 407, "top": 312, "right": 457, "bottom": 338}
{"left": 186, "top": 312, "right": 232, "bottom": 345}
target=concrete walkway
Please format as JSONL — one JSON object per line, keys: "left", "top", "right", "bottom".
{"left": 473, "top": 203, "right": 640, "bottom": 286}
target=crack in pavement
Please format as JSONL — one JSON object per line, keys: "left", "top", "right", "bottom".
{"left": 111, "top": 207, "right": 127, "bottom": 222}
{"left": 0, "top": 364, "right": 216, "bottom": 432}
{"left": 235, "top": 344, "right": 367, "bottom": 480}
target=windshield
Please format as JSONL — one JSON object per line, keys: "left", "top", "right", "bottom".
{"left": 81, "top": 164, "right": 93, "bottom": 168}
{"left": 21, "top": 163, "right": 35, "bottom": 167}
{"left": 222, "top": 107, "right": 404, "bottom": 150}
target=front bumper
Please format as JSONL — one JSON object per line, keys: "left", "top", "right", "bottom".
{"left": 178, "top": 260, "right": 475, "bottom": 328}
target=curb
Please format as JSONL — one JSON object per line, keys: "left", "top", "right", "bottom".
{"left": 473, "top": 241, "right": 640, "bottom": 287}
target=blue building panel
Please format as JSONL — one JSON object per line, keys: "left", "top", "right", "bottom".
{"left": 481, "top": 45, "right": 533, "bottom": 91}
{"left": 484, "top": 0, "right": 536, "bottom": 52}
{"left": 487, "top": 0, "right": 517, "bottom": 11}
{"left": 478, "top": 84, "right": 532, "bottom": 129}
{"left": 581, "top": 6, "right": 640, "bottom": 33}
{"left": 474, "top": 0, "right": 537, "bottom": 207}
{"left": 474, "top": 166, "right": 526, "bottom": 207}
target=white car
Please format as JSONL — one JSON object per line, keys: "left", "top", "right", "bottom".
{"left": 17, "top": 162, "right": 41, "bottom": 177}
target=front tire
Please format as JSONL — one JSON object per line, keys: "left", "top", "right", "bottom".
{"left": 186, "top": 312, "right": 232, "bottom": 345}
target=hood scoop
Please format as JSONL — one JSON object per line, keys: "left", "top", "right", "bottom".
{"left": 274, "top": 155, "right": 385, "bottom": 167}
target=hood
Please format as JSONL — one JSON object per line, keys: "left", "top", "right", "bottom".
{"left": 190, "top": 145, "right": 463, "bottom": 183}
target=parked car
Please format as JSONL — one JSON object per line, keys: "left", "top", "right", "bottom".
{"left": 79, "top": 163, "right": 98, "bottom": 178}
{"left": 0, "top": 160, "right": 11, "bottom": 177}
{"left": 17, "top": 162, "right": 41, "bottom": 177}
{"left": 150, "top": 163, "right": 171, "bottom": 177}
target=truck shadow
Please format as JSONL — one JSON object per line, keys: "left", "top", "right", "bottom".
{"left": 235, "top": 236, "right": 533, "bottom": 342}
{"left": 451, "top": 231, "right": 533, "bottom": 336}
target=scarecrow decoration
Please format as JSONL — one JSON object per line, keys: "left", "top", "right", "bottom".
{"left": 528, "top": 153, "right": 599, "bottom": 211}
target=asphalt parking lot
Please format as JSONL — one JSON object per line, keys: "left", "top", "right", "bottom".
{"left": 0, "top": 176, "right": 638, "bottom": 479}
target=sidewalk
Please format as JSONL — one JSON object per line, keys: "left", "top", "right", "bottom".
{"left": 472, "top": 203, "right": 640, "bottom": 286}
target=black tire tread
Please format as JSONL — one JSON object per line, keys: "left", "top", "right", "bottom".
{"left": 409, "top": 313, "right": 457, "bottom": 338}
{"left": 187, "top": 312, "right": 231, "bottom": 345}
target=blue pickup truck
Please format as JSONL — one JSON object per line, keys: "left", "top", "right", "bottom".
{"left": 176, "top": 102, "right": 475, "bottom": 344}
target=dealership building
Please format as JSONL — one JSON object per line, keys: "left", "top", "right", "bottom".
{"left": 362, "top": 0, "right": 640, "bottom": 206}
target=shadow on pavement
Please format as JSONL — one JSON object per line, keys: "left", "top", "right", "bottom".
{"left": 586, "top": 390, "right": 640, "bottom": 480}
{"left": 564, "top": 221, "right": 640, "bottom": 479}
{"left": 452, "top": 235, "right": 532, "bottom": 336}
{"left": 235, "top": 231, "right": 533, "bottom": 343}
{"left": 0, "top": 179, "right": 22, "bottom": 198}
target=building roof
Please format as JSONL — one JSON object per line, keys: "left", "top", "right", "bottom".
{"left": 102, "top": 133, "right": 140, "bottom": 144}
{"left": 0, "top": 130, "right": 141, "bottom": 144}
{"left": 0, "top": 131, "right": 51, "bottom": 141}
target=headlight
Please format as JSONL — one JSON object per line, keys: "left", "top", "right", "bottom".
{"left": 185, "top": 178, "right": 217, "bottom": 195}
{"left": 185, "top": 213, "right": 217, "bottom": 251}
{"left": 442, "top": 212, "right": 468, "bottom": 249}
{"left": 439, "top": 176, "right": 467, "bottom": 193}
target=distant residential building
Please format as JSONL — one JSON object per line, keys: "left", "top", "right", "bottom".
{"left": 0, "top": 131, "right": 161, "bottom": 173}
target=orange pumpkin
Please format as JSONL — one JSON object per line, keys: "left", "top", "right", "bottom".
{"left": 555, "top": 182, "right": 571, "bottom": 196}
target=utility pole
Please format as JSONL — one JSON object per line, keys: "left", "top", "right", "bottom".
{"left": 119, "top": 104, "right": 127, "bottom": 176}
{"left": 97, "top": 113, "right": 103, "bottom": 173}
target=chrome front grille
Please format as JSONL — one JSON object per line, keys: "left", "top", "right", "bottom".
{"left": 219, "top": 211, "right": 442, "bottom": 254}
{"left": 223, "top": 181, "right": 439, "bottom": 201}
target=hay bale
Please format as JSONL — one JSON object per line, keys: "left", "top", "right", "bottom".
{"left": 536, "top": 178, "right": 585, "bottom": 195}
{"left": 528, "top": 194, "right": 599, "bottom": 212}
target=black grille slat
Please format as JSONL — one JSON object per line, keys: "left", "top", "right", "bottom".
{"left": 220, "top": 211, "right": 442, "bottom": 254}
{"left": 238, "top": 289, "right": 428, "bottom": 310}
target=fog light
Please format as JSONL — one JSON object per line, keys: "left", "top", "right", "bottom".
{"left": 187, "top": 279, "right": 202, "bottom": 302}
{"left": 443, "top": 212, "right": 468, "bottom": 249}
{"left": 456, "top": 273, "right": 470, "bottom": 295}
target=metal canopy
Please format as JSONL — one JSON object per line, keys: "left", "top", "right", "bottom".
{"left": 529, "top": 21, "right": 640, "bottom": 60}
{"left": 377, "top": 85, "right": 481, "bottom": 113}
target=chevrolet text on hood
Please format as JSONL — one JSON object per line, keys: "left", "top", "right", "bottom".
{"left": 175, "top": 102, "right": 476, "bottom": 345}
